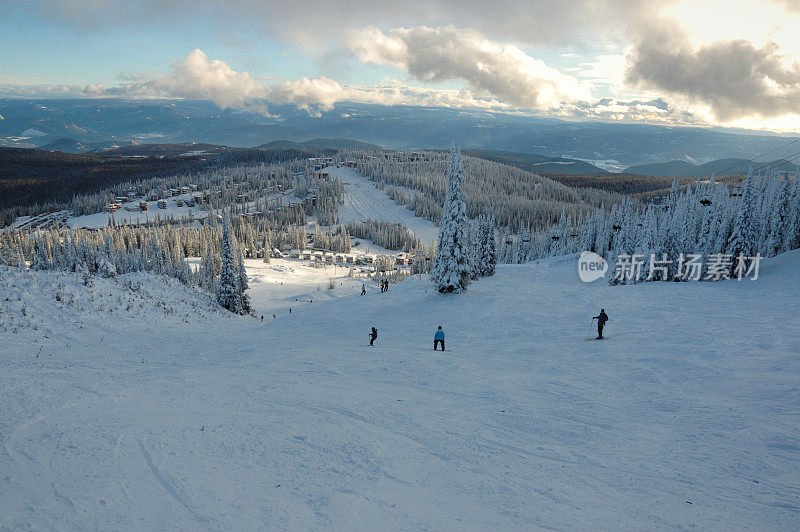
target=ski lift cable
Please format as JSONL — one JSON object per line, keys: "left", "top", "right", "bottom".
{"left": 749, "top": 150, "right": 800, "bottom": 176}
{"left": 738, "top": 151, "right": 800, "bottom": 180}
{"left": 711, "top": 137, "right": 800, "bottom": 177}
{"left": 717, "top": 148, "right": 800, "bottom": 181}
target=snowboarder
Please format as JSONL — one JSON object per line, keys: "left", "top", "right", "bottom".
{"left": 434, "top": 326, "right": 445, "bottom": 351}
{"left": 361, "top": 284, "right": 366, "bottom": 296}
{"left": 593, "top": 309, "right": 609, "bottom": 339}
{"left": 261, "top": 315, "right": 264, "bottom": 321}
{"left": 369, "top": 327, "right": 378, "bottom": 346}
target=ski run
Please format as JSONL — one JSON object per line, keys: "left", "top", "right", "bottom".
{"left": 1, "top": 248, "right": 799, "bottom": 529}
{"left": 2, "top": 150, "right": 800, "bottom": 529}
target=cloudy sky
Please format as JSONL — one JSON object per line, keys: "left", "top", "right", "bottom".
{"left": 2, "top": 0, "right": 800, "bottom": 131}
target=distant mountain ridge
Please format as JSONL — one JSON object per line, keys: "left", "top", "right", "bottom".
{"left": 40, "top": 138, "right": 141, "bottom": 154}
{"left": 39, "top": 136, "right": 381, "bottom": 155}
{"left": 465, "top": 149, "right": 607, "bottom": 175}
{"left": 625, "top": 158, "right": 800, "bottom": 177}
{"left": 4, "top": 98, "right": 800, "bottom": 167}
{"left": 257, "top": 138, "right": 382, "bottom": 151}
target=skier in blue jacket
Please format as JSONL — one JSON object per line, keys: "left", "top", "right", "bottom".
{"left": 434, "top": 326, "right": 445, "bottom": 351}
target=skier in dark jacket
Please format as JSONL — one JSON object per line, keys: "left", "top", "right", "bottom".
{"left": 361, "top": 284, "right": 366, "bottom": 296}
{"left": 593, "top": 309, "right": 609, "bottom": 339}
{"left": 369, "top": 327, "right": 378, "bottom": 346}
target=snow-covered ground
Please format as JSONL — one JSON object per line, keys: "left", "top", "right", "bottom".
{"left": 244, "top": 258, "right": 381, "bottom": 316}
{"left": 1, "top": 251, "right": 799, "bottom": 529}
{"left": 329, "top": 166, "right": 440, "bottom": 245}
{"left": 188, "top": 253, "right": 399, "bottom": 317}
{"left": 67, "top": 194, "right": 208, "bottom": 229}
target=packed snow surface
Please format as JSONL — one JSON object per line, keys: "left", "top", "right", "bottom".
{"left": 1, "top": 252, "right": 799, "bottom": 529}
{"left": 244, "top": 258, "right": 378, "bottom": 315}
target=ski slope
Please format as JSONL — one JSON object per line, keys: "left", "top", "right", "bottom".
{"left": 329, "top": 166, "right": 440, "bottom": 245}
{"left": 244, "top": 258, "right": 378, "bottom": 316}
{"left": 1, "top": 252, "right": 799, "bottom": 529}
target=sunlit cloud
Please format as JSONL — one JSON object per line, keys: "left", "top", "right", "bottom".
{"left": 347, "top": 25, "right": 591, "bottom": 110}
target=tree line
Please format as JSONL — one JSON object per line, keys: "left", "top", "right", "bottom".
{"left": 500, "top": 172, "right": 800, "bottom": 281}
{"left": 0, "top": 146, "right": 315, "bottom": 227}
{"left": 338, "top": 149, "right": 626, "bottom": 231}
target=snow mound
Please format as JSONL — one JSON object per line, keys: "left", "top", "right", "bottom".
{"left": 0, "top": 266, "right": 227, "bottom": 339}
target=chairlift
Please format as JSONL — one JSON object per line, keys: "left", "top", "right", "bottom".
{"left": 551, "top": 236, "right": 560, "bottom": 241}
{"left": 700, "top": 198, "right": 712, "bottom": 206}
{"left": 612, "top": 225, "right": 622, "bottom": 231}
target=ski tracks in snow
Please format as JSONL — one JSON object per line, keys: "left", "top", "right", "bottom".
{"left": 136, "top": 437, "right": 211, "bottom": 528}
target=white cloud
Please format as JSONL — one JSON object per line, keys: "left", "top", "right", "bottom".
{"left": 249, "top": 75, "right": 506, "bottom": 114}
{"left": 7, "top": 1, "right": 800, "bottom": 129}
{"left": 142, "top": 49, "right": 270, "bottom": 114}
{"left": 14, "top": 1, "right": 667, "bottom": 49}
{"left": 265, "top": 77, "right": 344, "bottom": 112}
{"left": 347, "top": 25, "right": 591, "bottom": 110}
{"left": 625, "top": 31, "right": 800, "bottom": 121}
{"left": 578, "top": 54, "right": 627, "bottom": 84}
{"left": 0, "top": 50, "right": 506, "bottom": 115}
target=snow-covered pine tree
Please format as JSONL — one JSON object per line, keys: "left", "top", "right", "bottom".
{"left": 582, "top": 207, "right": 602, "bottom": 253}
{"left": 262, "top": 228, "right": 272, "bottom": 263}
{"left": 237, "top": 249, "right": 251, "bottom": 315}
{"left": 472, "top": 218, "right": 486, "bottom": 278}
{"left": 200, "top": 245, "right": 217, "bottom": 293}
{"left": 595, "top": 204, "right": 613, "bottom": 258}
{"left": 765, "top": 175, "right": 790, "bottom": 257}
{"left": 30, "top": 234, "right": 51, "bottom": 270}
{"left": 479, "top": 214, "right": 497, "bottom": 277}
{"left": 785, "top": 176, "right": 800, "bottom": 252}
{"left": 726, "top": 172, "right": 758, "bottom": 264}
{"left": 0, "top": 235, "right": 23, "bottom": 267}
{"left": 431, "top": 146, "right": 471, "bottom": 293}
{"left": 218, "top": 214, "right": 240, "bottom": 313}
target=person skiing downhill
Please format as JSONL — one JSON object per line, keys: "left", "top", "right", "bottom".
{"left": 593, "top": 309, "right": 609, "bottom": 339}
{"left": 369, "top": 327, "right": 378, "bottom": 346}
{"left": 434, "top": 326, "right": 445, "bottom": 351}
{"left": 361, "top": 284, "right": 366, "bottom": 296}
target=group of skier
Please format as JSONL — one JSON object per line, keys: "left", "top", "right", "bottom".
{"left": 369, "top": 325, "right": 446, "bottom": 350}
{"left": 368, "top": 309, "right": 608, "bottom": 350}
{"left": 360, "top": 280, "right": 390, "bottom": 296}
